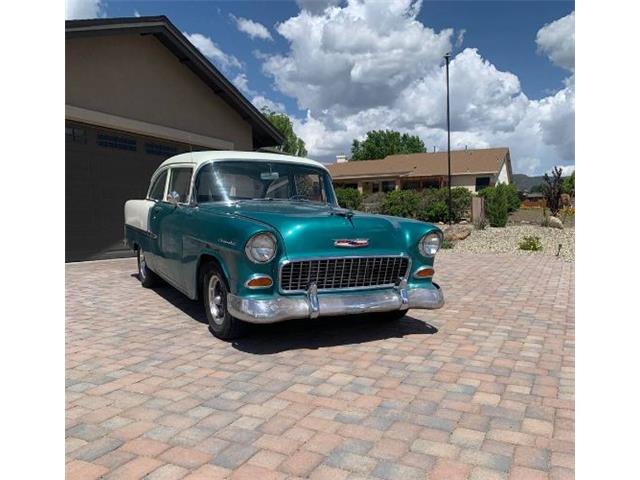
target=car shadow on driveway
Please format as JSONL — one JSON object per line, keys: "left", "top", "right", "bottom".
{"left": 231, "top": 315, "right": 438, "bottom": 354}
{"left": 143, "top": 279, "right": 438, "bottom": 354}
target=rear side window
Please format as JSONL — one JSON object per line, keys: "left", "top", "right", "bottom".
{"left": 168, "top": 168, "right": 193, "bottom": 204}
{"left": 148, "top": 170, "right": 168, "bottom": 201}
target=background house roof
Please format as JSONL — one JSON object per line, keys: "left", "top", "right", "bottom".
{"left": 65, "top": 15, "right": 284, "bottom": 150}
{"left": 327, "top": 148, "right": 510, "bottom": 179}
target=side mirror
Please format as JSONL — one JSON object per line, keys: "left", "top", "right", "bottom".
{"left": 167, "top": 191, "right": 180, "bottom": 206}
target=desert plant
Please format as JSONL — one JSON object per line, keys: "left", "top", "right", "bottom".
{"left": 519, "top": 235, "right": 542, "bottom": 251}
{"left": 542, "top": 166, "right": 563, "bottom": 215}
{"left": 479, "top": 186, "right": 509, "bottom": 227}
{"left": 441, "top": 239, "right": 454, "bottom": 249}
{"left": 380, "top": 190, "right": 420, "bottom": 218}
{"left": 334, "top": 187, "right": 363, "bottom": 210}
{"left": 479, "top": 183, "right": 520, "bottom": 214}
{"left": 423, "top": 201, "right": 449, "bottom": 223}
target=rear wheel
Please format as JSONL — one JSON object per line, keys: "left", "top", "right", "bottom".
{"left": 137, "top": 248, "right": 160, "bottom": 288}
{"left": 202, "top": 264, "right": 244, "bottom": 340}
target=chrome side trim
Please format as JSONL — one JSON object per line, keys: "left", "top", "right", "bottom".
{"left": 227, "top": 283, "right": 443, "bottom": 324}
{"left": 278, "top": 254, "right": 411, "bottom": 294}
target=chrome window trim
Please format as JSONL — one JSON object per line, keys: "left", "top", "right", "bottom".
{"left": 278, "top": 254, "right": 411, "bottom": 295}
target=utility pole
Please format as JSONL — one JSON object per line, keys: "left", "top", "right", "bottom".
{"left": 444, "top": 52, "right": 452, "bottom": 225}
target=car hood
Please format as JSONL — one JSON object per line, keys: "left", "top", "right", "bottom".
{"left": 212, "top": 201, "right": 428, "bottom": 259}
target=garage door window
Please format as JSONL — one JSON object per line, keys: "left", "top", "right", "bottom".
{"left": 168, "top": 168, "right": 193, "bottom": 204}
{"left": 148, "top": 170, "right": 168, "bottom": 201}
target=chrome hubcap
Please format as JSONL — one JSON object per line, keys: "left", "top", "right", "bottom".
{"left": 139, "top": 249, "right": 147, "bottom": 280}
{"left": 208, "top": 275, "right": 225, "bottom": 325}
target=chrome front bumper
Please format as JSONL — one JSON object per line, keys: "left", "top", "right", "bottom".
{"left": 227, "top": 281, "right": 444, "bottom": 324}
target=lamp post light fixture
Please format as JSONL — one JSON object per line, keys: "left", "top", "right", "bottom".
{"left": 444, "top": 52, "right": 452, "bottom": 226}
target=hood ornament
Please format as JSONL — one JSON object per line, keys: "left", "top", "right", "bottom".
{"left": 334, "top": 239, "right": 369, "bottom": 248}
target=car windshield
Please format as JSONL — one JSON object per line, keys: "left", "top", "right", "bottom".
{"left": 194, "top": 161, "right": 336, "bottom": 205}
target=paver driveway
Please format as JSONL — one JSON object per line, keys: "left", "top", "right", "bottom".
{"left": 66, "top": 252, "right": 574, "bottom": 480}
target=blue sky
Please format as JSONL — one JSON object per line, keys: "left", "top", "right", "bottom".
{"left": 67, "top": 1, "right": 575, "bottom": 175}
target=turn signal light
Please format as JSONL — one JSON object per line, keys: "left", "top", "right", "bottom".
{"left": 246, "top": 276, "right": 273, "bottom": 288}
{"left": 414, "top": 267, "right": 434, "bottom": 278}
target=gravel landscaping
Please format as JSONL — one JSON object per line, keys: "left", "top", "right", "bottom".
{"left": 444, "top": 224, "right": 575, "bottom": 261}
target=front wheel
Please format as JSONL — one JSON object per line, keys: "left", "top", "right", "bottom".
{"left": 137, "top": 248, "right": 160, "bottom": 288}
{"left": 202, "top": 264, "right": 244, "bottom": 340}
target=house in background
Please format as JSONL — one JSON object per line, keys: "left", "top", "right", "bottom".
{"left": 328, "top": 147, "right": 513, "bottom": 195}
{"left": 65, "top": 16, "right": 283, "bottom": 262}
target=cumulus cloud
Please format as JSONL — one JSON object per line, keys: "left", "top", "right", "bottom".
{"left": 252, "top": 95, "right": 286, "bottom": 113}
{"left": 260, "top": 1, "right": 574, "bottom": 174}
{"left": 296, "top": 0, "right": 343, "bottom": 14}
{"left": 232, "top": 73, "right": 257, "bottom": 96}
{"left": 65, "top": 0, "right": 103, "bottom": 19}
{"left": 536, "top": 11, "right": 575, "bottom": 71}
{"left": 183, "top": 32, "right": 242, "bottom": 71}
{"left": 231, "top": 14, "right": 273, "bottom": 41}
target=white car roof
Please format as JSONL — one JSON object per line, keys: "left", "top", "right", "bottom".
{"left": 158, "top": 151, "right": 328, "bottom": 171}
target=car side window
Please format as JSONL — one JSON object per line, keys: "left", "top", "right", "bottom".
{"left": 148, "top": 170, "right": 168, "bottom": 201}
{"left": 168, "top": 167, "right": 193, "bottom": 204}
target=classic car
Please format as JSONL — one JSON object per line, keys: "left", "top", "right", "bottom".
{"left": 124, "top": 151, "right": 444, "bottom": 339}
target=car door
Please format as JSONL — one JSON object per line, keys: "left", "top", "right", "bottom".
{"left": 144, "top": 169, "right": 169, "bottom": 273}
{"left": 150, "top": 166, "right": 194, "bottom": 287}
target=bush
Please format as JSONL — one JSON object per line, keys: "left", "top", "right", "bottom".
{"left": 380, "top": 190, "right": 421, "bottom": 218}
{"left": 335, "top": 187, "right": 363, "bottom": 210}
{"left": 479, "top": 183, "right": 520, "bottom": 215}
{"left": 418, "top": 187, "right": 472, "bottom": 223}
{"left": 519, "top": 235, "right": 542, "bottom": 251}
{"left": 479, "top": 186, "right": 509, "bottom": 227}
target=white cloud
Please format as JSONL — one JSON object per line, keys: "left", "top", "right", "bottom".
{"left": 232, "top": 73, "right": 258, "bottom": 97}
{"left": 65, "top": 0, "right": 103, "bottom": 19}
{"left": 252, "top": 95, "right": 286, "bottom": 113}
{"left": 536, "top": 11, "right": 575, "bottom": 71}
{"left": 183, "top": 32, "right": 242, "bottom": 71}
{"left": 231, "top": 15, "right": 273, "bottom": 41}
{"left": 134, "top": 10, "right": 141, "bottom": 18}
{"left": 260, "top": 2, "right": 574, "bottom": 174}
{"left": 296, "top": 0, "right": 343, "bottom": 14}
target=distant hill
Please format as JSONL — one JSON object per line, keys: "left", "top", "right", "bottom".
{"left": 512, "top": 174, "right": 545, "bottom": 192}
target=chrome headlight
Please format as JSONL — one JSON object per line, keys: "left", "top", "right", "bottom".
{"left": 419, "top": 232, "right": 442, "bottom": 257}
{"left": 245, "top": 232, "right": 277, "bottom": 263}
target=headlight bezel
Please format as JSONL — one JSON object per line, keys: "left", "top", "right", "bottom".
{"left": 244, "top": 232, "right": 277, "bottom": 264}
{"left": 419, "top": 231, "right": 442, "bottom": 257}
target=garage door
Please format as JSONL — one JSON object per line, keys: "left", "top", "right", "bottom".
{"left": 66, "top": 122, "right": 194, "bottom": 262}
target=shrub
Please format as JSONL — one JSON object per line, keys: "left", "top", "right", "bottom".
{"left": 380, "top": 190, "right": 420, "bottom": 218}
{"left": 542, "top": 166, "right": 563, "bottom": 215}
{"left": 363, "top": 191, "right": 386, "bottom": 204}
{"left": 479, "top": 183, "right": 519, "bottom": 214}
{"left": 335, "top": 187, "right": 363, "bottom": 210}
{"left": 418, "top": 187, "right": 472, "bottom": 223}
{"left": 479, "top": 186, "right": 509, "bottom": 227}
{"left": 441, "top": 239, "right": 454, "bottom": 249}
{"left": 519, "top": 235, "right": 542, "bottom": 251}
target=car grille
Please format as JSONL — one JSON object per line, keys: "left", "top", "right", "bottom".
{"left": 280, "top": 256, "right": 410, "bottom": 292}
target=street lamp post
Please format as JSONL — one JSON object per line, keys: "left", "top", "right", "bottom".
{"left": 444, "top": 52, "right": 452, "bottom": 225}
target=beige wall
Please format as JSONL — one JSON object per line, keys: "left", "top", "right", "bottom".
{"left": 66, "top": 34, "right": 253, "bottom": 150}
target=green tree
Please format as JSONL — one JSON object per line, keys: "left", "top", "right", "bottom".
{"left": 562, "top": 171, "right": 575, "bottom": 196}
{"left": 351, "top": 130, "right": 426, "bottom": 161}
{"left": 262, "top": 108, "right": 307, "bottom": 157}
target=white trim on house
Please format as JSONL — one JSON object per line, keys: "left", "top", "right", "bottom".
{"left": 65, "top": 104, "right": 235, "bottom": 150}
{"left": 496, "top": 160, "right": 511, "bottom": 185}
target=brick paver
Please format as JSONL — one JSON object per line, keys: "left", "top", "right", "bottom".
{"left": 66, "top": 252, "right": 574, "bottom": 478}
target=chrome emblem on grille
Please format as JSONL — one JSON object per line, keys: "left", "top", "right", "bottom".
{"left": 334, "top": 239, "right": 369, "bottom": 248}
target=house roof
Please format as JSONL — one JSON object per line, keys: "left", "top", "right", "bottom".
{"left": 158, "top": 151, "right": 328, "bottom": 171}
{"left": 327, "top": 148, "right": 510, "bottom": 180}
{"left": 65, "top": 16, "right": 284, "bottom": 149}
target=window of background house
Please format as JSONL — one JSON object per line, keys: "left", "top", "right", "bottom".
{"left": 168, "top": 168, "right": 193, "bottom": 203}
{"left": 382, "top": 181, "right": 396, "bottom": 192}
{"left": 66, "top": 126, "right": 87, "bottom": 144}
{"left": 148, "top": 170, "right": 168, "bottom": 201}
{"left": 97, "top": 133, "right": 137, "bottom": 151}
{"left": 475, "top": 176, "right": 491, "bottom": 191}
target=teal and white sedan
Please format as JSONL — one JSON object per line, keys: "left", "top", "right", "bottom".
{"left": 124, "top": 151, "right": 444, "bottom": 339}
